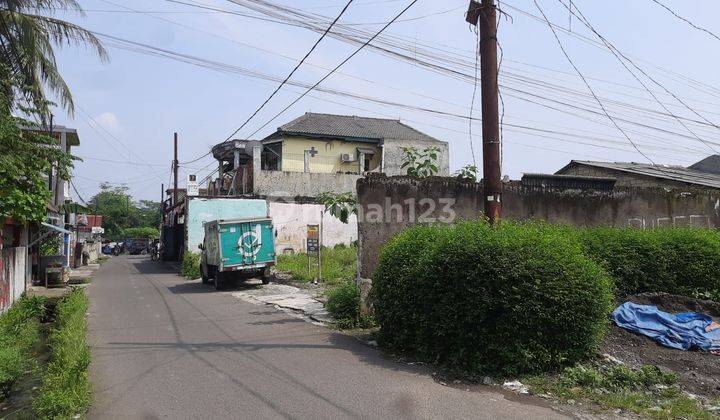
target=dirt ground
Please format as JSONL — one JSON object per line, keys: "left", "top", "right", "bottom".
{"left": 603, "top": 293, "right": 720, "bottom": 399}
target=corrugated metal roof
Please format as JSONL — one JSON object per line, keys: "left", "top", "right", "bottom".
{"left": 558, "top": 160, "right": 720, "bottom": 189}
{"left": 266, "top": 112, "right": 442, "bottom": 143}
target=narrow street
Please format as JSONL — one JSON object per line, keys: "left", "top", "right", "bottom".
{"left": 87, "top": 255, "right": 567, "bottom": 419}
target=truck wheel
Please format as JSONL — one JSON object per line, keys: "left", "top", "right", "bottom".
{"left": 214, "top": 267, "right": 224, "bottom": 290}
{"left": 200, "top": 263, "right": 209, "bottom": 284}
{"left": 261, "top": 268, "right": 271, "bottom": 285}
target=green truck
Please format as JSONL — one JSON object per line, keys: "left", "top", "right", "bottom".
{"left": 198, "top": 217, "right": 275, "bottom": 290}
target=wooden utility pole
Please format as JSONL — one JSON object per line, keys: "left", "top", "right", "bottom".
{"left": 467, "top": 0, "right": 502, "bottom": 223}
{"left": 160, "top": 183, "right": 164, "bottom": 224}
{"left": 173, "top": 133, "right": 178, "bottom": 206}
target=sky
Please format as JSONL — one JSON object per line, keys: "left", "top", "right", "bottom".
{"left": 50, "top": 0, "right": 720, "bottom": 201}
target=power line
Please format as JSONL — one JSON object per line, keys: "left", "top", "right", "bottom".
{"left": 224, "top": 0, "right": 355, "bottom": 141}
{"left": 531, "top": 0, "right": 657, "bottom": 165}
{"left": 648, "top": 0, "right": 720, "bottom": 43}
{"left": 247, "top": 0, "right": 419, "bottom": 138}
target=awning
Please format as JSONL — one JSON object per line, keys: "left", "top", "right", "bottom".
{"left": 41, "top": 222, "right": 72, "bottom": 235}
{"left": 357, "top": 147, "right": 376, "bottom": 155}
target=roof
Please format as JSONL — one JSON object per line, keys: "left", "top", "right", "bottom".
{"left": 522, "top": 173, "right": 616, "bottom": 191}
{"left": 557, "top": 160, "right": 720, "bottom": 189}
{"left": 264, "top": 112, "right": 443, "bottom": 143}
{"left": 688, "top": 155, "right": 720, "bottom": 175}
{"left": 20, "top": 124, "right": 80, "bottom": 146}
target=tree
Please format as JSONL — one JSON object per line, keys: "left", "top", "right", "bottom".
{"left": 0, "top": 0, "right": 108, "bottom": 117}
{"left": 0, "top": 94, "right": 72, "bottom": 222}
{"left": 316, "top": 192, "right": 357, "bottom": 224}
{"left": 88, "top": 184, "right": 160, "bottom": 240}
{"left": 454, "top": 164, "right": 479, "bottom": 182}
{"left": 400, "top": 146, "right": 440, "bottom": 178}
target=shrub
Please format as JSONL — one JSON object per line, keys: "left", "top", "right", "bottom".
{"left": 33, "top": 288, "right": 91, "bottom": 418}
{"left": 326, "top": 281, "right": 361, "bottom": 328}
{"left": 579, "top": 227, "right": 720, "bottom": 298}
{"left": 182, "top": 252, "right": 201, "bottom": 279}
{"left": 373, "top": 221, "right": 614, "bottom": 375}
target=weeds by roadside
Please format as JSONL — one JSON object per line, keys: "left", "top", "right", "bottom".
{"left": 325, "top": 281, "right": 375, "bottom": 329}
{"left": 0, "top": 295, "right": 45, "bottom": 399}
{"left": 276, "top": 246, "right": 356, "bottom": 285}
{"left": 33, "top": 288, "right": 91, "bottom": 419}
{"left": 182, "top": 252, "right": 201, "bottom": 279}
{"left": 525, "top": 363, "right": 716, "bottom": 419}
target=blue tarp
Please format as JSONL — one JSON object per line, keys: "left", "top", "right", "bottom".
{"left": 612, "top": 302, "right": 720, "bottom": 352}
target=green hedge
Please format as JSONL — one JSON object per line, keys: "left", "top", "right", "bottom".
{"left": 33, "top": 288, "right": 92, "bottom": 418}
{"left": 579, "top": 227, "right": 720, "bottom": 299}
{"left": 373, "top": 221, "right": 614, "bottom": 375}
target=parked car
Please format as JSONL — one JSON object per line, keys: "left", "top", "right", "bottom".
{"left": 199, "top": 217, "right": 275, "bottom": 290}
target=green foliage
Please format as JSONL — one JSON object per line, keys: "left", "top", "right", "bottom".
{"left": 88, "top": 183, "right": 160, "bottom": 240}
{"left": 579, "top": 227, "right": 720, "bottom": 298}
{"left": 40, "top": 233, "right": 62, "bottom": 256}
{"left": 0, "top": 95, "right": 73, "bottom": 223}
{"left": 0, "top": 295, "right": 45, "bottom": 399}
{"left": 527, "top": 364, "right": 712, "bottom": 419}
{"left": 122, "top": 226, "right": 159, "bottom": 240}
{"left": 33, "top": 288, "right": 91, "bottom": 419}
{"left": 316, "top": 192, "right": 357, "bottom": 224}
{"left": 454, "top": 164, "right": 479, "bottom": 182}
{"left": 182, "top": 252, "right": 201, "bottom": 279}
{"left": 276, "top": 246, "right": 357, "bottom": 285}
{"left": 400, "top": 146, "right": 440, "bottom": 178}
{"left": 0, "top": 2, "right": 107, "bottom": 117}
{"left": 325, "top": 281, "right": 366, "bottom": 329}
{"left": 373, "top": 221, "right": 614, "bottom": 375}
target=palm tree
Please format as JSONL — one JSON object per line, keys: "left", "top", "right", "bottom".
{"left": 0, "top": 0, "right": 107, "bottom": 118}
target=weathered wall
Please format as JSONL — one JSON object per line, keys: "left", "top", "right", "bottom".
{"left": 381, "top": 138, "right": 450, "bottom": 176}
{"left": 269, "top": 202, "right": 357, "bottom": 255}
{"left": 1, "top": 247, "right": 26, "bottom": 313}
{"left": 357, "top": 175, "right": 720, "bottom": 278}
{"left": 186, "top": 198, "right": 268, "bottom": 254}
{"left": 254, "top": 170, "right": 362, "bottom": 197}
{"left": 559, "top": 164, "right": 689, "bottom": 189}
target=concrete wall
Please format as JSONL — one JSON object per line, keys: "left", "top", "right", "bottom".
{"left": 381, "top": 138, "right": 450, "bottom": 176}
{"left": 254, "top": 170, "right": 362, "bottom": 197}
{"left": 269, "top": 202, "right": 357, "bottom": 255}
{"left": 186, "top": 198, "right": 269, "bottom": 254}
{"left": 357, "top": 175, "right": 720, "bottom": 278}
{"left": 1, "top": 247, "right": 27, "bottom": 313}
{"left": 280, "top": 136, "right": 381, "bottom": 173}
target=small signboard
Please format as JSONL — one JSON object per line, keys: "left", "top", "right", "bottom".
{"left": 187, "top": 174, "right": 199, "bottom": 196}
{"left": 307, "top": 224, "right": 319, "bottom": 252}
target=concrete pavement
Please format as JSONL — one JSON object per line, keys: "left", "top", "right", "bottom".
{"left": 88, "top": 255, "right": 569, "bottom": 419}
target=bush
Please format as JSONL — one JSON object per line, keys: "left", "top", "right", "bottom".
{"left": 579, "top": 227, "right": 720, "bottom": 298}
{"left": 373, "top": 221, "right": 614, "bottom": 375}
{"left": 0, "top": 295, "right": 45, "bottom": 398}
{"left": 33, "top": 288, "right": 92, "bottom": 418}
{"left": 182, "top": 252, "right": 201, "bottom": 279}
{"left": 277, "top": 246, "right": 357, "bottom": 285}
{"left": 326, "top": 281, "right": 361, "bottom": 328}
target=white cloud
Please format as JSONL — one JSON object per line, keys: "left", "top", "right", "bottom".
{"left": 93, "top": 112, "right": 121, "bottom": 132}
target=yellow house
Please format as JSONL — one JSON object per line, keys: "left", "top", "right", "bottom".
{"left": 261, "top": 113, "right": 449, "bottom": 176}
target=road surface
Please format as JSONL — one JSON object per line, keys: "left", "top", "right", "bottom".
{"left": 88, "top": 255, "right": 568, "bottom": 419}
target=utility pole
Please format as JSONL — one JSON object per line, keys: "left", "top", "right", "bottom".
{"left": 173, "top": 133, "right": 179, "bottom": 206}
{"left": 466, "top": 0, "right": 502, "bottom": 223}
{"left": 160, "top": 183, "right": 164, "bottom": 225}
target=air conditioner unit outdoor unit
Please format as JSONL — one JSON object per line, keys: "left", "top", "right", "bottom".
{"left": 341, "top": 153, "right": 356, "bottom": 163}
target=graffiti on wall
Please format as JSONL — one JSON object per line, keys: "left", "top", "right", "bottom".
{"left": 627, "top": 215, "right": 710, "bottom": 229}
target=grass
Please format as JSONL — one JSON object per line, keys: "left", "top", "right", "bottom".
{"left": 32, "top": 288, "right": 92, "bottom": 419}
{"left": 276, "top": 245, "right": 357, "bottom": 285}
{"left": 0, "top": 295, "right": 45, "bottom": 399}
{"left": 525, "top": 363, "right": 716, "bottom": 419}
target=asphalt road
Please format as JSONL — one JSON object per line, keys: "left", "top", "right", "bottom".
{"left": 88, "top": 255, "right": 569, "bottom": 419}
